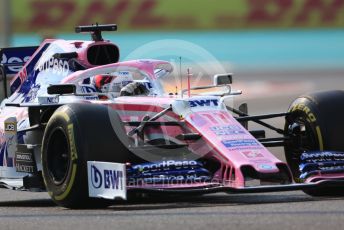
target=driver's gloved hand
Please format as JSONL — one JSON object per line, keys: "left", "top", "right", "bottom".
{"left": 120, "top": 82, "right": 149, "bottom": 96}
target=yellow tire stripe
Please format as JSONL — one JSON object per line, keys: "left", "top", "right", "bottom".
{"left": 290, "top": 103, "right": 324, "bottom": 151}
{"left": 42, "top": 111, "right": 70, "bottom": 190}
{"left": 50, "top": 110, "right": 78, "bottom": 201}
{"left": 54, "top": 123, "right": 78, "bottom": 201}
{"left": 54, "top": 164, "right": 77, "bottom": 201}
{"left": 67, "top": 124, "right": 78, "bottom": 160}
{"left": 54, "top": 111, "right": 70, "bottom": 122}
{"left": 316, "top": 126, "right": 324, "bottom": 151}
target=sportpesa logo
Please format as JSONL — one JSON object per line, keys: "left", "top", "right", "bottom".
{"left": 38, "top": 57, "right": 70, "bottom": 75}
{"left": 132, "top": 160, "right": 199, "bottom": 171}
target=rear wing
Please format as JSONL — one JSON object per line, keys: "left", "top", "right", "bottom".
{"left": 0, "top": 46, "right": 38, "bottom": 100}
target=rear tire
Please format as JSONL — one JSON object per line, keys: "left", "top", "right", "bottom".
{"left": 42, "top": 103, "right": 132, "bottom": 208}
{"left": 284, "top": 90, "right": 344, "bottom": 196}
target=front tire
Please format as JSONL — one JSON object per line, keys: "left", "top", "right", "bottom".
{"left": 285, "top": 90, "right": 344, "bottom": 196}
{"left": 42, "top": 103, "right": 132, "bottom": 208}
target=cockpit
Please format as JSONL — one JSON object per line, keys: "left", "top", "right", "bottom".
{"left": 59, "top": 60, "right": 174, "bottom": 99}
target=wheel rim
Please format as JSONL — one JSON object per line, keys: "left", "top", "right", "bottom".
{"left": 285, "top": 116, "right": 319, "bottom": 178}
{"left": 46, "top": 128, "right": 71, "bottom": 185}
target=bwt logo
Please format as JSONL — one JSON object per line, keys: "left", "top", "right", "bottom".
{"left": 90, "top": 165, "right": 124, "bottom": 190}
{"left": 189, "top": 99, "right": 219, "bottom": 107}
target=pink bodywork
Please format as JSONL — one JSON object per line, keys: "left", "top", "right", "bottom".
{"left": 61, "top": 60, "right": 290, "bottom": 189}
{"left": 1, "top": 36, "right": 341, "bottom": 192}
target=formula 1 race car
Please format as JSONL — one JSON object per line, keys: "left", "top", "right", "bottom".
{"left": 1, "top": 24, "right": 344, "bottom": 208}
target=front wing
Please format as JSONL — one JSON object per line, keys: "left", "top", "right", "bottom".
{"left": 128, "top": 179, "right": 344, "bottom": 195}
{"left": 87, "top": 161, "right": 344, "bottom": 200}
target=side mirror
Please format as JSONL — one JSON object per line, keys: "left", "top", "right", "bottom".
{"left": 213, "top": 73, "right": 232, "bottom": 86}
{"left": 47, "top": 84, "right": 76, "bottom": 95}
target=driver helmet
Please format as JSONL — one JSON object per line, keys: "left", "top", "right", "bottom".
{"left": 94, "top": 71, "right": 133, "bottom": 96}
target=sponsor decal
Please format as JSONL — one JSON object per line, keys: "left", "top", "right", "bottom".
{"left": 47, "top": 97, "right": 59, "bottom": 104}
{"left": 89, "top": 164, "right": 125, "bottom": 190}
{"left": 131, "top": 160, "right": 199, "bottom": 172}
{"left": 4, "top": 122, "right": 16, "bottom": 133}
{"left": 300, "top": 161, "right": 344, "bottom": 172}
{"left": 258, "top": 164, "right": 277, "bottom": 170}
{"left": 210, "top": 125, "right": 246, "bottom": 135}
{"left": 290, "top": 103, "right": 316, "bottom": 122}
{"left": 300, "top": 151, "right": 344, "bottom": 161}
{"left": 2, "top": 118, "right": 18, "bottom": 163}
{"left": 222, "top": 139, "right": 260, "bottom": 148}
{"left": 15, "top": 165, "right": 35, "bottom": 173}
{"left": 118, "top": 71, "right": 130, "bottom": 76}
{"left": 38, "top": 57, "right": 70, "bottom": 75}
{"left": 90, "top": 165, "right": 102, "bottom": 189}
{"left": 217, "top": 136, "right": 247, "bottom": 141}
{"left": 300, "top": 163, "right": 344, "bottom": 179}
{"left": 318, "top": 165, "right": 344, "bottom": 171}
{"left": 38, "top": 96, "right": 59, "bottom": 104}
{"left": 16, "top": 154, "right": 32, "bottom": 161}
{"left": 81, "top": 85, "right": 97, "bottom": 93}
{"left": 226, "top": 147, "right": 264, "bottom": 151}
{"left": 132, "top": 174, "right": 211, "bottom": 184}
{"left": 15, "top": 145, "right": 37, "bottom": 173}
{"left": 251, "top": 159, "right": 272, "bottom": 164}
{"left": 189, "top": 99, "right": 219, "bottom": 108}
{"left": 84, "top": 96, "right": 99, "bottom": 100}
{"left": 67, "top": 124, "right": 77, "bottom": 161}
{"left": 1, "top": 53, "right": 31, "bottom": 73}
{"left": 241, "top": 150, "right": 263, "bottom": 158}
{"left": 80, "top": 85, "right": 99, "bottom": 100}
{"left": 87, "top": 161, "right": 126, "bottom": 200}
{"left": 127, "top": 161, "right": 211, "bottom": 184}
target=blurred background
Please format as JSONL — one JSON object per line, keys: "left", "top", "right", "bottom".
{"left": 1, "top": 0, "right": 344, "bottom": 153}
{"left": 1, "top": 0, "right": 343, "bottom": 72}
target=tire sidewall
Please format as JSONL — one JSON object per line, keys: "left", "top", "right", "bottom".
{"left": 42, "top": 107, "right": 86, "bottom": 207}
{"left": 42, "top": 103, "right": 133, "bottom": 208}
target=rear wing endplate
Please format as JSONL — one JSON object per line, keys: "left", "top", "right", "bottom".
{"left": 0, "top": 46, "right": 38, "bottom": 74}
{"left": 0, "top": 46, "right": 38, "bottom": 100}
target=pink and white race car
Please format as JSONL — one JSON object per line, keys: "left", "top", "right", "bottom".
{"left": 1, "top": 24, "right": 344, "bottom": 208}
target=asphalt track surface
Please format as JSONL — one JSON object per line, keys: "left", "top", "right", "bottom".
{"left": 1, "top": 70, "right": 344, "bottom": 230}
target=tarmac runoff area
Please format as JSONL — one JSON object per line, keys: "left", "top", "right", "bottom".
{"left": 0, "top": 70, "right": 343, "bottom": 230}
